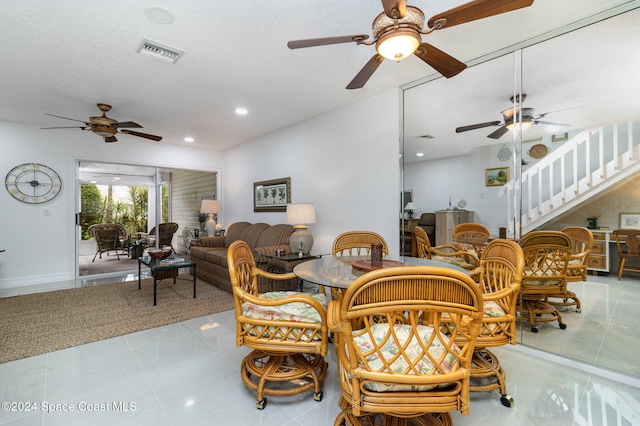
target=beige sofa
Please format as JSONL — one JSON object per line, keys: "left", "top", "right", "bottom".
{"left": 189, "top": 221, "right": 295, "bottom": 293}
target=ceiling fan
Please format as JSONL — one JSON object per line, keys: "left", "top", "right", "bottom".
{"left": 42, "top": 103, "right": 162, "bottom": 142}
{"left": 455, "top": 94, "right": 571, "bottom": 139}
{"left": 287, "top": 0, "right": 535, "bottom": 89}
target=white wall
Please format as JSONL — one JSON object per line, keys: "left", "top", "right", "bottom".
{"left": 404, "top": 144, "right": 511, "bottom": 235}
{"left": 223, "top": 89, "right": 401, "bottom": 255}
{"left": 1, "top": 89, "right": 401, "bottom": 288}
{"left": 0, "top": 121, "right": 223, "bottom": 288}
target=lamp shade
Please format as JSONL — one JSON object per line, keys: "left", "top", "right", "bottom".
{"left": 404, "top": 202, "right": 416, "bottom": 211}
{"left": 285, "top": 203, "right": 316, "bottom": 226}
{"left": 200, "top": 199, "right": 220, "bottom": 214}
{"left": 286, "top": 203, "right": 316, "bottom": 255}
{"left": 201, "top": 200, "right": 220, "bottom": 236}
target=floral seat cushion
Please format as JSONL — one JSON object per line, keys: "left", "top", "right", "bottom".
{"left": 566, "top": 258, "right": 585, "bottom": 276}
{"left": 522, "top": 265, "right": 564, "bottom": 286}
{"left": 351, "top": 323, "right": 460, "bottom": 392}
{"left": 482, "top": 300, "right": 507, "bottom": 334}
{"left": 484, "top": 300, "right": 505, "bottom": 318}
{"left": 241, "top": 291, "right": 327, "bottom": 341}
{"left": 432, "top": 255, "right": 475, "bottom": 270}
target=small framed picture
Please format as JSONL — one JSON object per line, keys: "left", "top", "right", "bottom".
{"left": 485, "top": 167, "right": 509, "bottom": 186}
{"left": 619, "top": 213, "right": 640, "bottom": 230}
{"left": 253, "top": 177, "right": 291, "bottom": 212}
{"left": 552, "top": 133, "right": 569, "bottom": 142}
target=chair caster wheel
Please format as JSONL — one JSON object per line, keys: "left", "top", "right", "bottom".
{"left": 256, "top": 398, "right": 267, "bottom": 410}
{"left": 313, "top": 391, "right": 324, "bottom": 402}
{"left": 531, "top": 326, "right": 538, "bottom": 333}
{"left": 500, "top": 395, "right": 514, "bottom": 407}
{"left": 559, "top": 323, "right": 567, "bottom": 329}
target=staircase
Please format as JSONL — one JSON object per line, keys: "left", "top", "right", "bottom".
{"left": 500, "top": 120, "right": 640, "bottom": 235}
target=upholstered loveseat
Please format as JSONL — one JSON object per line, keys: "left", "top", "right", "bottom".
{"left": 189, "top": 221, "right": 295, "bottom": 293}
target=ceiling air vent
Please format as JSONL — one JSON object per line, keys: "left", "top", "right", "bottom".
{"left": 136, "top": 39, "right": 184, "bottom": 64}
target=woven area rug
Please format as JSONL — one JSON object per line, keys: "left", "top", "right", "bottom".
{"left": 0, "top": 275, "right": 234, "bottom": 364}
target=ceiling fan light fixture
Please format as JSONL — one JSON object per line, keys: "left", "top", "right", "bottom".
{"left": 506, "top": 119, "right": 533, "bottom": 132}
{"left": 376, "top": 28, "right": 420, "bottom": 61}
{"left": 92, "top": 124, "right": 117, "bottom": 138}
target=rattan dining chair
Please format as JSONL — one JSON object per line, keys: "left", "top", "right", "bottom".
{"left": 227, "top": 240, "right": 329, "bottom": 409}
{"left": 452, "top": 222, "right": 491, "bottom": 256}
{"left": 471, "top": 239, "right": 523, "bottom": 407}
{"left": 547, "top": 227, "right": 593, "bottom": 312}
{"left": 612, "top": 229, "right": 640, "bottom": 280}
{"left": 328, "top": 266, "right": 483, "bottom": 426}
{"left": 332, "top": 230, "right": 388, "bottom": 260}
{"left": 518, "top": 231, "right": 572, "bottom": 332}
{"left": 414, "top": 226, "right": 480, "bottom": 274}
{"left": 329, "top": 231, "right": 389, "bottom": 300}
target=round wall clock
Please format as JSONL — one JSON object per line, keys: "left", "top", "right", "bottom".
{"left": 5, "top": 163, "right": 62, "bottom": 204}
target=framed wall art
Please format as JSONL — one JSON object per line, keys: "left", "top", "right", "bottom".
{"left": 552, "top": 133, "right": 569, "bottom": 142}
{"left": 485, "top": 167, "right": 509, "bottom": 187}
{"left": 619, "top": 213, "right": 640, "bottom": 230}
{"left": 253, "top": 177, "right": 291, "bottom": 212}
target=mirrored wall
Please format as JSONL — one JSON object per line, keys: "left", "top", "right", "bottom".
{"left": 401, "top": 6, "right": 640, "bottom": 378}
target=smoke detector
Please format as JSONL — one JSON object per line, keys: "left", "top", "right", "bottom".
{"left": 137, "top": 39, "right": 184, "bottom": 64}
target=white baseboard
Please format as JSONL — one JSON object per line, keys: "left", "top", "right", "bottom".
{"left": 0, "top": 272, "right": 73, "bottom": 294}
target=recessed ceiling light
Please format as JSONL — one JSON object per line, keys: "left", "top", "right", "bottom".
{"left": 416, "top": 152, "right": 424, "bottom": 157}
{"left": 235, "top": 107, "right": 248, "bottom": 115}
{"left": 184, "top": 137, "right": 194, "bottom": 143}
{"left": 144, "top": 7, "right": 175, "bottom": 24}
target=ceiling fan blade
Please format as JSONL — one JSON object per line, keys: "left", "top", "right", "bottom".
{"left": 287, "top": 35, "right": 369, "bottom": 49}
{"left": 45, "top": 113, "right": 89, "bottom": 125}
{"left": 115, "top": 121, "right": 143, "bottom": 128}
{"left": 346, "top": 54, "right": 385, "bottom": 90}
{"left": 534, "top": 120, "right": 569, "bottom": 127}
{"left": 535, "top": 104, "right": 590, "bottom": 119}
{"left": 381, "top": 0, "right": 407, "bottom": 19}
{"left": 487, "top": 125, "right": 510, "bottom": 139}
{"left": 428, "top": 0, "right": 534, "bottom": 29}
{"left": 120, "top": 129, "right": 162, "bottom": 141}
{"left": 41, "top": 126, "right": 88, "bottom": 130}
{"left": 104, "top": 136, "right": 118, "bottom": 143}
{"left": 455, "top": 121, "right": 502, "bottom": 133}
{"left": 414, "top": 43, "right": 467, "bottom": 78}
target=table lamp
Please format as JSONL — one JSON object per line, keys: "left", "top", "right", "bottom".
{"left": 200, "top": 200, "right": 220, "bottom": 236}
{"left": 285, "top": 203, "right": 316, "bottom": 256}
{"left": 404, "top": 202, "right": 416, "bottom": 219}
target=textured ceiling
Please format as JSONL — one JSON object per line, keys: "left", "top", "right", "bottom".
{"left": 0, "top": 0, "right": 638, "bottom": 153}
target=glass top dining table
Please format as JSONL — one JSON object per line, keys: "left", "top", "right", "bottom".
{"left": 293, "top": 255, "right": 469, "bottom": 291}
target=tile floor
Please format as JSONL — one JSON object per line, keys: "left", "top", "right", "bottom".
{"left": 516, "top": 272, "right": 640, "bottom": 378}
{"left": 1, "top": 274, "right": 640, "bottom": 425}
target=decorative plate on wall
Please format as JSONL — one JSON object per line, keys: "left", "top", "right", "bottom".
{"left": 528, "top": 143, "right": 549, "bottom": 159}
{"left": 5, "top": 163, "right": 62, "bottom": 204}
